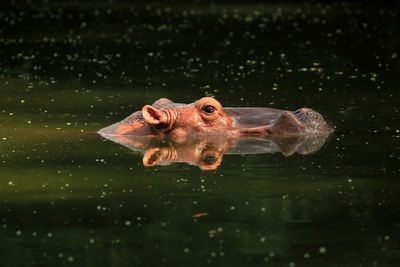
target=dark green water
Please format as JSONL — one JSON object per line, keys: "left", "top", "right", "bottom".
{"left": 1, "top": 1, "right": 400, "bottom": 266}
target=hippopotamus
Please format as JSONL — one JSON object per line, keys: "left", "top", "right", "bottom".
{"left": 98, "top": 97, "right": 332, "bottom": 142}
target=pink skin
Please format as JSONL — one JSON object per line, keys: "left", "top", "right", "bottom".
{"left": 98, "top": 97, "right": 331, "bottom": 143}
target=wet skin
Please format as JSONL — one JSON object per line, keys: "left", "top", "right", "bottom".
{"left": 98, "top": 97, "right": 332, "bottom": 143}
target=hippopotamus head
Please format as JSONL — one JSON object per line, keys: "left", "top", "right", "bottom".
{"left": 98, "top": 97, "right": 332, "bottom": 142}
{"left": 99, "top": 97, "right": 234, "bottom": 141}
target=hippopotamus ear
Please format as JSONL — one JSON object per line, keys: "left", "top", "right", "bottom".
{"left": 142, "top": 105, "right": 167, "bottom": 125}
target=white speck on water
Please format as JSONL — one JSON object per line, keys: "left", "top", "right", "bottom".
{"left": 67, "top": 256, "right": 74, "bottom": 262}
{"left": 125, "top": 220, "right": 131, "bottom": 226}
{"left": 16, "top": 230, "right": 22, "bottom": 236}
{"left": 319, "top": 246, "right": 327, "bottom": 254}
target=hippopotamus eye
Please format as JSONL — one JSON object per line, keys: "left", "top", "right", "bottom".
{"left": 203, "top": 105, "right": 216, "bottom": 114}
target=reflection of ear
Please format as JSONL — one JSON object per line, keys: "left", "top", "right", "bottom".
{"left": 142, "top": 105, "right": 167, "bottom": 125}
{"left": 143, "top": 148, "right": 165, "bottom": 166}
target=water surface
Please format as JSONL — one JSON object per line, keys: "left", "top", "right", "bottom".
{"left": 1, "top": 1, "right": 400, "bottom": 266}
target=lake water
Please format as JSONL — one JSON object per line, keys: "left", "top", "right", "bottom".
{"left": 1, "top": 1, "right": 399, "bottom": 266}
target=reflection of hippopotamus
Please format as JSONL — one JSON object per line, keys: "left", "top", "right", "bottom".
{"left": 98, "top": 97, "right": 332, "bottom": 141}
{"left": 99, "top": 134, "right": 331, "bottom": 170}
